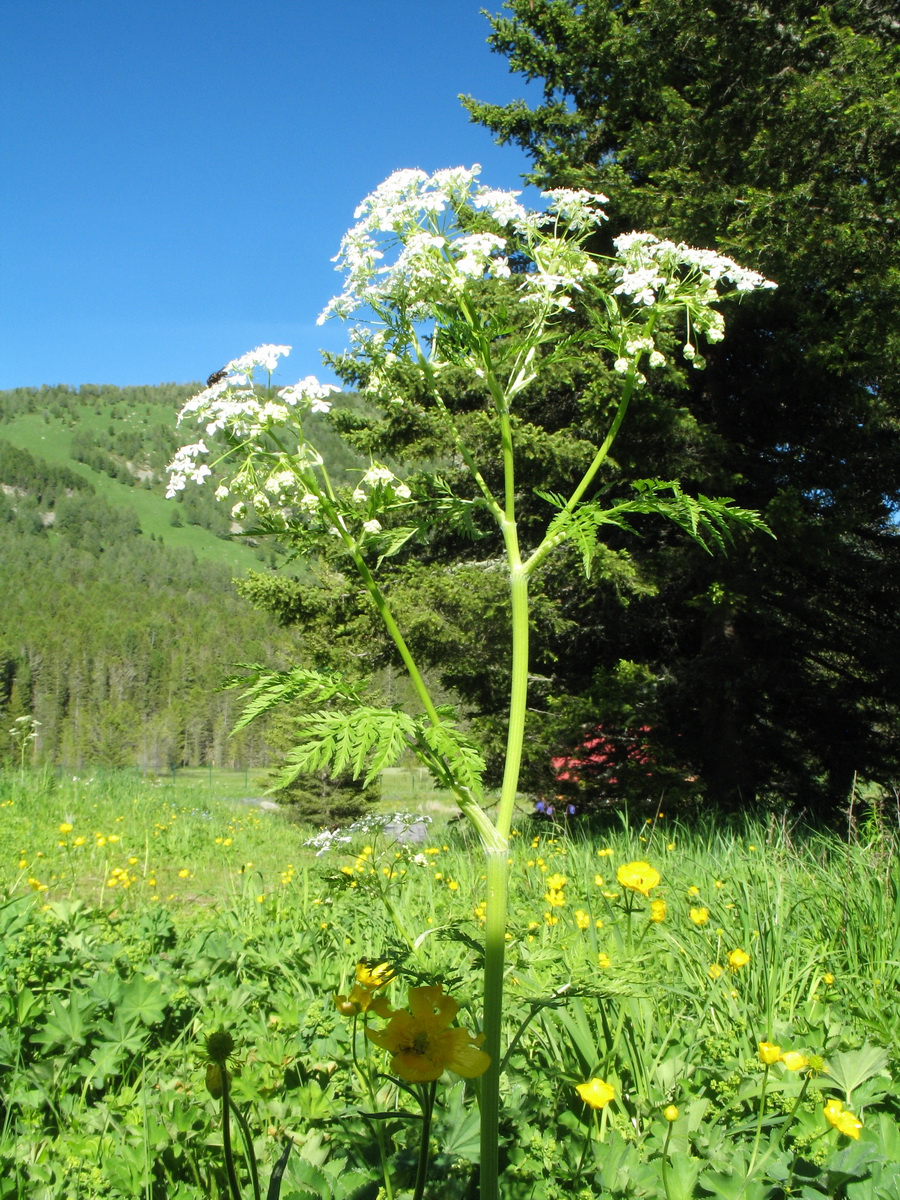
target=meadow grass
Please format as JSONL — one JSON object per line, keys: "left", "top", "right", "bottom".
{"left": 0, "top": 772, "right": 897, "bottom": 1199}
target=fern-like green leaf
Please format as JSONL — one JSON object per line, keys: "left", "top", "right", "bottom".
{"left": 374, "top": 525, "right": 419, "bottom": 569}
{"left": 227, "top": 665, "right": 363, "bottom": 733}
{"left": 275, "top": 706, "right": 418, "bottom": 790}
{"left": 416, "top": 721, "right": 486, "bottom": 794}
{"left": 546, "top": 480, "right": 771, "bottom": 576}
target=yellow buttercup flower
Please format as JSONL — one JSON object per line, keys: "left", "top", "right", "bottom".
{"left": 574, "top": 909, "right": 591, "bottom": 930}
{"left": 823, "top": 1098, "right": 862, "bottom": 1139}
{"left": 365, "top": 985, "right": 490, "bottom": 1083}
{"left": 708, "top": 963, "right": 724, "bottom": 979}
{"left": 335, "top": 984, "right": 378, "bottom": 1016}
{"left": 576, "top": 1077, "right": 615, "bottom": 1109}
{"left": 690, "top": 906, "right": 710, "bottom": 926}
{"left": 758, "top": 1041, "right": 782, "bottom": 1065}
{"left": 780, "top": 1051, "right": 808, "bottom": 1072}
{"left": 650, "top": 899, "right": 667, "bottom": 922}
{"left": 597, "top": 952, "right": 611, "bottom": 968}
{"left": 617, "top": 861, "right": 661, "bottom": 896}
{"left": 727, "top": 948, "right": 750, "bottom": 970}
{"left": 355, "top": 958, "right": 395, "bottom": 989}
{"left": 58, "top": 822, "right": 73, "bottom": 835}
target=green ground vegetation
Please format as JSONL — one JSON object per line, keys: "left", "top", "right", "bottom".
{"left": 0, "top": 772, "right": 897, "bottom": 1199}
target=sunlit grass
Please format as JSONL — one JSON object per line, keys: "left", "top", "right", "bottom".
{"left": 1, "top": 772, "right": 897, "bottom": 1199}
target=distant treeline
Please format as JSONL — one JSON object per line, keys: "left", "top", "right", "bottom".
{"left": 0, "top": 386, "right": 320, "bottom": 771}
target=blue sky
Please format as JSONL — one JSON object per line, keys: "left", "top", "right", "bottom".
{"left": 1, "top": 1, "right": 540, "bottom": 391}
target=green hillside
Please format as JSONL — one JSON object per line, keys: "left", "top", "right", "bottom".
{"left": 0, "top": 382, "right": 367, "bottom": 770}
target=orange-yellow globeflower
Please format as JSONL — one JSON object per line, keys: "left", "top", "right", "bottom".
{"left": 366, "top": 985, "right": 490, "bottom": 1083}
{"left": 355, "top": 958, "right": 395, "bottom": 989}
{"left": 335, "top": 984, "right": 379, "bottom": 1016}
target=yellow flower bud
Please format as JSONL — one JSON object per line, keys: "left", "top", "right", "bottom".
{"left": 205, "top": 1062, "right": 226, "bottom": 1099}
{"left": 663, "top": 1104, "right": 679, "bottom": 1122}
{"left": 758, "top": 1041, "right": 782, "bottom": 1065}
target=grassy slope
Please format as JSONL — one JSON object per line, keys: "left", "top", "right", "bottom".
{"left": 1, "top": 409, "right": 267, "bottom": 573}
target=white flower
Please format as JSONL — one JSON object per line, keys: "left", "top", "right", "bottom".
{"left": 362, "top": 519, "right": 382, "bottom": 533}
{"left": 228, "top": 344, "right": 291, "bottom": 374}
{"left": 165, "top": 440, "right": 210, "bottom": 496}
{"left": 362, "top": 466, "right": 395, "bottom": 487}
{"left": 278, "top": 377, "right": 340, "bottom": 413}
{"left": 453, "top": 232, "right": 508, "bottom": 279}
{"left": 472, "top": 185, "right": 527, "bottom": 227}
{"left": 542, "top": 188, "right": 609, "bottom": 230}
{"left": 614, "top": 357, "right": 630, "bottom": 374}
{"left": 265, "top": 470, "right": 296, "bottom": 498}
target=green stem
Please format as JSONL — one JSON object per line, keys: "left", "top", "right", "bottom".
{"left": 480, "top": 847, "right": 509, "bottom": 1200}
{"left": 744, "top": 1073, "right": 811, "bottom": 1192}
{"left": 746, "top": 1063, "right": 770, "bottom": 1179}
{"left": 525, "top": 333, "right": 655, "bottom": 579}
{"left": 661, "top": 1121, "right": 675, "bottom": 1200}
{"left": 229, "top": 1099, "right": 262, "bottom": 1200}
{"left": 412, "top": 1083, "right": 436, "bottom": 1200}
{"left": 220, "top": 1069, "right": 243, "bottom": 1200}
{"left": 479, "top": 389, "right": 530, "bottom": 1200}
{"left": 355, "top": 1018, "right": 395, "bottom": 1200}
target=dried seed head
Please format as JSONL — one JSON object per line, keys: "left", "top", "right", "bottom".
{"left": 205, "top": 1027, "right": 236, "bottom": 1065}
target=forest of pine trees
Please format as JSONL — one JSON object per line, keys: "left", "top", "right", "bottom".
{"left": 0, "top": 384, "right": 315, "bottom": 771}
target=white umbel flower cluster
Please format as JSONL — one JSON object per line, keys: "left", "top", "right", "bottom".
{"left": 317, "top": 165, "right": 610, "bottom": 327}
{"left": 166, "top": 345, "right": 339, "bottom": 498}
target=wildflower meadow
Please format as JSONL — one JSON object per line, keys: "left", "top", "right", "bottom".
{"left": 1, "top": 771, "right": 898, "bottom": 1199}
{"left": 2, "top": 166, "right": 898, "bottom": 1200}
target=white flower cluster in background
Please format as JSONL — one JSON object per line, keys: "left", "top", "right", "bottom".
{"left": 351, "top": 464, "right": 411, "bottom": 505}
{"left": 304, "top": 810, "right": 432, "bottom": 855}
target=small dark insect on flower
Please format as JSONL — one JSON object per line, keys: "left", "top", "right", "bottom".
{"left": 206, "top": 369, "right": 227, "bottom": 388}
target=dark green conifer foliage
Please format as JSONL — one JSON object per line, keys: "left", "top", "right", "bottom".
{"left": 451, "top": 0, "right": 900, "bottom": 812}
